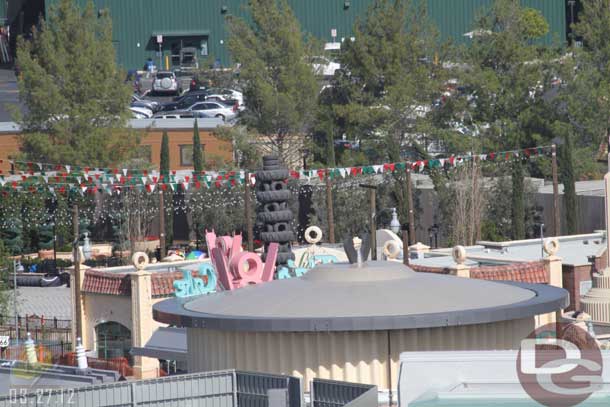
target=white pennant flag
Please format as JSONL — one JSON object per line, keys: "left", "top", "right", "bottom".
{"left": 480, "top": 154, "right": 487, "bottom": 161}
{"left": 122, "top": 168, "right": 128, "bottom": 176}
{"left": 439, "top": 159, "right": 445, "bottom": 167}
{"left": 182, "top": 182, "right": 189, "bottom": 191}
{"left": 141, "top": 177, "right": 148, "bottom": 185}
{"left": 0, "top": 178, "right": 6, "bottom": 187}
{"left": 43, "top": 176, "right": 49, "bottom": 183}
{"left": 76, "top": 176, "right": 82, "bottom": 184}
{"left": 373, "top": 165, "right": 383, "bottom": 173}
{"left": 149, "top": 184, "right": 156, "bottom": 193}
{"left": 116, "top": 174, "right": 121, "bottom": 182}
{"left": 339, "top": 168, "right": 346, "bottom": 178}
{"left": 251, "top": 175, "right": 256, "bottom": 186}
{"left": 65, "top": 165, "right": 71, "bottom": 173}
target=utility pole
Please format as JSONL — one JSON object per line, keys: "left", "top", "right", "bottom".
{"left": 406, "top": 168, "right": 416, "bottom": 244}
{"left": 159, "top": 192, "right": 166, "bottom": 258}
{"left": 402, "top": 227, "right": 409, "bottom": 266}
{"left": 12, "top": 259, "right": 18, "bottom": 346}
{"left": 551, "top": 144, "right": 560, "bottom": 236}
{"left": 72, "top": 205, "right": 82, "bottom": 340}
{"left": 244, "top": 172, "right": 254, "bottom": 252}
{"left": 326, "top": 172, "right": 335, "bottom": 244}
{"left": 360, "top": 184, "right": 377, "bottom": 260}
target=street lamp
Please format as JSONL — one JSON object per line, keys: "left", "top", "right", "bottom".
{"left": 13, "top": 260, "right": 24, "bottom": 347}
{"left": 389, "top": 208, "right": 401, "bottom": 234}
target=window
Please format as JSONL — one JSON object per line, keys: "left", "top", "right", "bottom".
{"left": 95, "top": 322, "right": 132, "bottom": 361}
{"left": 180, "top": 145, "right": 193, "bottom": 166}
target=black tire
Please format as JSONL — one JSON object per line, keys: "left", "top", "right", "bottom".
{"left": 255, "top": 169, "right": 289, "bottom": 182}
{"left": 263, "top": 155, "right": 279, "bottom": 163}
{"left": 273, "top": 222, "right": 290, "bottom": 232}
{"left": 257, "top": 210, "right": 293, "bottom": 223}
{"left": 276, "top": 252, "right": 295, "bottom": 264}
{"left": 215, "top": 114, "right": 225, "bottom": 121}
{"left": 261, "top": 231, "right": 295, "bottom": 242}
{"left": 40, "top": 276, "right": 61, "bottom": 287}
{"left": 271, "top": 181, "right": 286, "bottom": 191}
{"left": 262, "top": 201, "right": 287, "bottom": 212}
{"left": 256, "top": 190, "right": 291, "bottom": 203}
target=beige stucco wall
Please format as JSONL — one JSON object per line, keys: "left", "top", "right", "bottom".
{"left": 187, "top": 317, "right": 535, "bottom": 391}
{"left": 82, "top": 293, "right": 133, "bottom": 352}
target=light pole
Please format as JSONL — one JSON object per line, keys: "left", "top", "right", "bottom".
{"left": 13, "top": 259, "right": 23, "bottom": 346}
{"left": 568, "top": 0, "right": 576, "bottom": 42}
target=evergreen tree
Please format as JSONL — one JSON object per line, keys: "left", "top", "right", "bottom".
{"left": 160, "top": 132, "right": 170, "bottom": 176}
{"left": 226, "top": 0, "right": 319, "bottom": 165}
{"left": 560, "top": 133, "right": 578, "bottom": 234}
{"left": 159, "top": 132, "right": 173, "bottom": 246}
{"left": 15, "top": 0, "right": 138, "bottom": 166}
{"left": 511, "top": 160, "right": 525, "bottom": 240}
{"left": 192, "top": 120, "right": 203, "bottom": 173}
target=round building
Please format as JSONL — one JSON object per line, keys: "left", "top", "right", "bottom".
{"left": 153, "top": 261, "right": 568, "bottom": 390}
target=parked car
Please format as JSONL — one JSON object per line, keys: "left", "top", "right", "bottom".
{"left": 310, "top": 56, "right": 341, "bottom": 77}
{"left": 184, "top": 101, "right": 238, "bottom": 121}
{"left": 131, "top": 94, "right": 159, "bottom": 112}
{"left": 152, "top": 111, "right": 206, "bottom": 119}
{"left": 129, "top": 106, "right": 153, "bottom": 119}
{"left": 204, "top": 88, "right": 244, "bottom": 108}
{"left": 161, "top": 91, "right": 209, "bottom": 112}
{"left": 152, "top": 71, "right": 181, "bottom": 95}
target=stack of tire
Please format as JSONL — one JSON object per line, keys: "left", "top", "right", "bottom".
{"left": 255, "top": 155, "right": 295, "bottom": 265}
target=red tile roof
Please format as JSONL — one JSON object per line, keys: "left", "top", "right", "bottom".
{"left": 411, "top": 261, "right": 549, "bottom": 284}
{"left": 82, "top": 269, "right": 208, "bottom": 298}
{"left": 469, "top": 261, "right": 549, "bottom": 284}
{"left": 82, "top": 270, "right": 131, "bottom": 296}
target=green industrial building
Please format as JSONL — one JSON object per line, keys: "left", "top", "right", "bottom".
{"left": 9, "top": 0, "right": 566, "bottom": 70}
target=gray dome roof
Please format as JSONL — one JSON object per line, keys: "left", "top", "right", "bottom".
{"left": 153, "top": 261, "right": 568, "bottom": 332}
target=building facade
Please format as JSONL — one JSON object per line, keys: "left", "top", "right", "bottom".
{"left": 32, "top": 0, "right": 568, "bottom": 70}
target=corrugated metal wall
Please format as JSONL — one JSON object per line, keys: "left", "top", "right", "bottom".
{"left": 45, "top": 0, "right": 565, "bottom": 70}
{"left": 187, "top": 317, "right": 535, "bottom": 392}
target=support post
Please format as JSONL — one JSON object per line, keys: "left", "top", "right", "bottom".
{"left": 326, "top": 172, "right": 335, "bottom": 244}
{"left": 245, "top": 172, "right": 254, "bottom": 252}
{"left": 159, "top": 192, "right": 166, "bottom": 258}
{"left": 72, "top": 205, "right": 82, "bottom": 341}
{"left": 406, "top": 168, "right": 416, "bottom": 244}
{"left": 402, "top": 229, "right": 409, "bottom": 266}
{"left": 12, "top": 259, "right": 18, "bottom": 346}
{"left": 370, "top": 188, "right": 377, "bottom": 260}
{"left": 552, "top": 144, "right": 560, "bottom": 236}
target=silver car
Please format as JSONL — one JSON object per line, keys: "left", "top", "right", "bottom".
{"left": 152, "top": 71, "right": 181, "bottom": 95}
{"left": 185, "top": 101, "right": 238, "bottom": 121}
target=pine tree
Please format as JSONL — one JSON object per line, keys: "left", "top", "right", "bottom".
{"left": 226, "top": 0, "right": 319, "bottom": 165}
{"left": 15, "top": 0, "right": 137, "bottom": 166}
{"left": 160, "top": 131, "right": 173, "bottom": 246}
{"left": 561, "top": 133, "right": 578, "bottom": 235}
{"left": 192, "top": 120, "right": 203, "bottom": 173}
{"left": 160, "top": 132, "right": 170, "bottom": 176}
{"left": 511, "top": 159, "right": 526, "bottom": 240}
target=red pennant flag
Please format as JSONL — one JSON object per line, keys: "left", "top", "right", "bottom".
{"left": 195, "top": 181, "right": 201, "bottom": 189}
{"left": 161, "top": 184, "right": 167, "bottom": 191}
{"left": 84, "top": 167, "right": 90, "bottom": 173}
{"left": 145, "top": 184, "right": 152, "bottom": 192}
{"left": 489, "top": 152, "right": 495, "bottom": 160}
{"left": 171, "top": 170, "right": 176, "bottom": 176}
{"left": 290, "top": 170, "right": 300, "bottom": 179}
{"left": 95, "top": 174, "right": 101, "bottom": 180}
{"left": 317, "top": 169, "right": 325, "bottom": 180}
{"left": 11, "top": 182, "right": 17, "bottom": 188}
{"left": 143, "top": 169, "right": 148, "bottom": 176}
{"left": 230, "top": 179, "right": 236, "bottom": 186}
{"left": 152, "top": 176, "right": 158, "bottom": 183}
{"left": 185, "top": 176, "right": 190, "bottom": 182}
{"left": 215, "top": 180, "right": 221, "bottom": 188}
{"left": 21, "top": 175, "right": 26, "bottom": 181}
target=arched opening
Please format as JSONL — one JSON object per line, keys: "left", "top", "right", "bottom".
{"left": 95, "top": 321, "right": 132, "bottom": 362}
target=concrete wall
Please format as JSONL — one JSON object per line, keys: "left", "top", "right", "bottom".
{"left": 187, "top": 317, "right": 535, "bottom": 392}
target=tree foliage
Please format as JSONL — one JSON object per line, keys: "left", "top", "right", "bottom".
{"left": 15, "top": 0, "right": 138, "bottom": 166}
{"left": 192, "top": 120, "right": 203, "bottom": 173}
{"left": 226, "top": 0, "right": 319, "bottom": 164}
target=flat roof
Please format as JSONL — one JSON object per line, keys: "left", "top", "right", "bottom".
{"left": 0, "top": 118, "right": 227, "bottom": 134}
{"left": 153, "top": 261, "right": 568, "bottom": 332}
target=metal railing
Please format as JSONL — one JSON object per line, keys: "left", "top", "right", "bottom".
{"left": 0, "top": 314, "right": 72, "bottom": 330}
{"left": 0, "top": 369, "right": 304, "bottom": 407}
{"left": 311, "top": 379, "right": 377, "bottom": 407}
